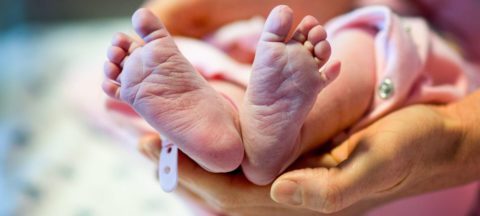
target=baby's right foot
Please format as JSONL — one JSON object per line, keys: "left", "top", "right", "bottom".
{"left": 102, "top": 9, "right": 244, "bottom": 172}
{"left": 241, "top": 5, "right": 341, "bottom": 185}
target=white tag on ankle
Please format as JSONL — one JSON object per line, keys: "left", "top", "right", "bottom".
{"left": 158, "top": 138, "right": 178, "bottom": 192}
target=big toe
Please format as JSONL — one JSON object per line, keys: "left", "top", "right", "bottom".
{"left": 261, "top": 5, "right": 294, "bottom": 42}
{"left": 132, "top": 8, "right": 168, "bottom": 42}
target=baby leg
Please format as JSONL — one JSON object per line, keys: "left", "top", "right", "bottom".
{"left": 300, "top": 27, "right": 376, "bottom": 155}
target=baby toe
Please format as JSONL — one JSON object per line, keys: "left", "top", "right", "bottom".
{"left": 102, "top": 79, "right": 121, "bottom": 99}
{"left": 307, "top": 25, "right": 327, "bottom": 45}
{"left": 261, "top": 5, "right": 294, "bottom": 42}
{"left": 314, "top": 41, "right": 331, "bottom": 65}
{"left": 112, "top": 33, "right": 133, "bottom": 49}
{"left": 104, "top": 61, "right": 121, "bottom": 80}
{"left": 107, "top": 45, "right": 127, "bottom": 65}
{"left": 292, "top": 15, "right": 319, "bottom": 43}
{"left": 132, "top": 8, "right": 169, "bottom": 42}
{"left": 319, "top": 60, "right": 341, "bottom": 85}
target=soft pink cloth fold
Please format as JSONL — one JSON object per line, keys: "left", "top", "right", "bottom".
{"left": 325, "top": 6, "right": 474, "bottom": 130}
{"left": 358, "top": 0, "right": 480, "bottom": 63}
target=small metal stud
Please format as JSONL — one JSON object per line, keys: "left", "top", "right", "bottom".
{"left": 378, "top": 78, "right": 394, "bottom": 99}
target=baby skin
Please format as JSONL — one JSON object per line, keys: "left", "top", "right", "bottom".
{"left": 103, "top": 5, "right": 340, "bottom": 184}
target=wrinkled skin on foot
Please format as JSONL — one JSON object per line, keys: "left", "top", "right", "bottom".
{"left": 241, "top": 5, "right": 341, "bottom": 185}
{"left": 103, "top": 8, "right": 244, "bottom": 172}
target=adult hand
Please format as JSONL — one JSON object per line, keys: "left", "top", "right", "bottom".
{"left": 138, "top": 135, "right": 374, "bottom": 216}
{"left": 143, "top": 0, "right": 353, "bottom": 38}
{"left": 143, "top": 0, "right": 219, "bottom": 37}
{"left": 139, "top": 91, "right": 480, "bottom": 215}
{"left": 271, "top": 94, "right": 480, "bottom": 213}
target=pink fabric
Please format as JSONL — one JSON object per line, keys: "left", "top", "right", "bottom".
{"left": 358, "top": 0, "right": 480, "bottom": 63}
{"left": 473, "top": 190, "right": 480, "bottom": 216}
{"left": 325, "top": 6, "right": 473, "bottom": 130}
{"left": 368, "top": 182, "right": 479, "bottom": 216}
{"left": 175, "top": 36, "right": 252, "bottom": 85}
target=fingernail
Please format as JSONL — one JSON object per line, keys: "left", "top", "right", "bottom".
{"left": 271, "top": 180, "right": 302, "bottom": 206}
{"left": 198, "top": 163, "right": 215, "bottom": 173}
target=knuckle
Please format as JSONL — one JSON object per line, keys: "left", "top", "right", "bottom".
{"left": 303, "top": 171, "right": 345, "bottom": 214}
{"left": 324, "top": 184, "right": 344, "bottom": 213}
{"left": 318, "top": 182, "right": 344, "bottom": 213}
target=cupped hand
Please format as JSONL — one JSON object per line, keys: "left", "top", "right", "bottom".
{"left": 138, "top": 135, "right": 373, "bottom": 216}
{"left": 270, "top": 104, "right": 473, "bottom": 213}
{"left": 138, "top": 100, "right": 479, "bottom": 215}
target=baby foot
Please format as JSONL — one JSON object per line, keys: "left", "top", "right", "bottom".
{"left": 240, "top": 5, "right": 341, "bottom": 185}
{"left": 102, "top": 8, "right": 244, "bottom": 172}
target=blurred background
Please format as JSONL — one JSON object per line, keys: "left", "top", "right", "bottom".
{"left": 2, "top": 1, "right": 480, "bottom": 216}
{"left": 0, "top": 0, "right": 193, "bottom": 215}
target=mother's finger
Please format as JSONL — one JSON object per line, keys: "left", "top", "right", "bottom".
{"left": 138, "top": 134, "right": 277, "bottom": 208}
{"left": 138, "top": 135, "right": 374, "bottom": 216}
{"left": 271, "top": 128, "right": 410, "bottom": 214}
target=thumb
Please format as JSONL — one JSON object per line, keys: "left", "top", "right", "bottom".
{"left": 270, "top": 133, "right": 402, "bottom": 214}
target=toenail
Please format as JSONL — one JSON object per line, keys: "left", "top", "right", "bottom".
{"left": 304, "top": 41, "right": 314, "bottom": 52}
{"left": 293, "top": 32, "right": 307, "bottom": 42}
{"left": 378, "top": 78, "right": 394, "bottom": 99}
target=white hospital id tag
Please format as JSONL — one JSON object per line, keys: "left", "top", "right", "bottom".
{"left": 158, "top": 138, "right": 178, "bottom": 192}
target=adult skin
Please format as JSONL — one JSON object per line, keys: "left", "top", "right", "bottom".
{"left": 144, "top": 0, "right": 354, "bottom": 37}
{"left": 140, "top": 90, "right": 480, "bottom": 215}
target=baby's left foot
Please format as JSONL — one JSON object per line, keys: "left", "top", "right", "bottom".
{"left": 241, "top": 5, "right": 341, "bottom": 185}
